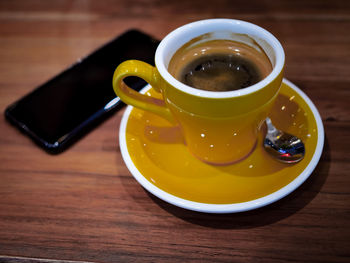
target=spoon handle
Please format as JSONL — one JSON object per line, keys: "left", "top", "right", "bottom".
{"left": 265, "top": 117, "right": 278, "bottom": 134}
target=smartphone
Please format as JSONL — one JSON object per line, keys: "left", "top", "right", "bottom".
{"left": 5, "top": 30, "right": 160, "bottom": 154}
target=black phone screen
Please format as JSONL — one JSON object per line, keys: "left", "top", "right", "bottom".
{"left": 5, "top": 30, "right": 160, "bottom": 153}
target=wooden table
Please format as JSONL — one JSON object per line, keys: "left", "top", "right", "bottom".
{"left": 0, "top": 1, "right": 349, "bottom": 262}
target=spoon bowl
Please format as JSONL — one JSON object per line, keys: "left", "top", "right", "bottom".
{"left": 263, "top": 117, "right": 305, "bottom": 163}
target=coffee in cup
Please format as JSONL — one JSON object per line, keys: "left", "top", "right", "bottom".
{"left": 168, "top": 37, "right": 272, "bottom": 92}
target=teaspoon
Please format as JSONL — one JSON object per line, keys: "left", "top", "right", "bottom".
{"left": 263, "top": 117, "right": 305, "bottom": 163}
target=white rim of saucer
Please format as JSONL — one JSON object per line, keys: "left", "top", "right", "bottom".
{"left": 119, "top": 79, "right": 324, "bottom": 213}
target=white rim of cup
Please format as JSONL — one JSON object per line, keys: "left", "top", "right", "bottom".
{"left": 155, "top": 18, "right": 285, "bottom": 98}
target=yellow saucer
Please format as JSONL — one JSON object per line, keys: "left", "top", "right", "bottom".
{"left": 119, "top": 79, "right": 324, "bottom": 213}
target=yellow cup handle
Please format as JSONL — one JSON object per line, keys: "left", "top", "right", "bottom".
{"left": 112, "top": 60, "right": 174, "bottom": 123}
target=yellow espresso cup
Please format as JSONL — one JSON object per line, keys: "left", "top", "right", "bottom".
{"left": 113, "top": 19, "right": 285, "bottom": 165}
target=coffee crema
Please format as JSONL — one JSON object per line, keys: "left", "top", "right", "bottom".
{"left": 168, "top": 39, "right": 272, "bottom": 92}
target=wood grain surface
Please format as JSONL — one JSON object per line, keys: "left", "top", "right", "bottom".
{"left": 0, "top": 0, "right": 349, "bottom": 262}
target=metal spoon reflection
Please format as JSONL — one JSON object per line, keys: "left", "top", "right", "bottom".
{"left": 263, "top": 117, "right": 305, "bottom": 164}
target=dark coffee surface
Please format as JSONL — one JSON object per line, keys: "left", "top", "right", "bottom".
{"left": 180, "top": 53, "right": 263, "bottom": 91}
{"left": 168, "top": 39, "right": 272, "bottom": 92}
